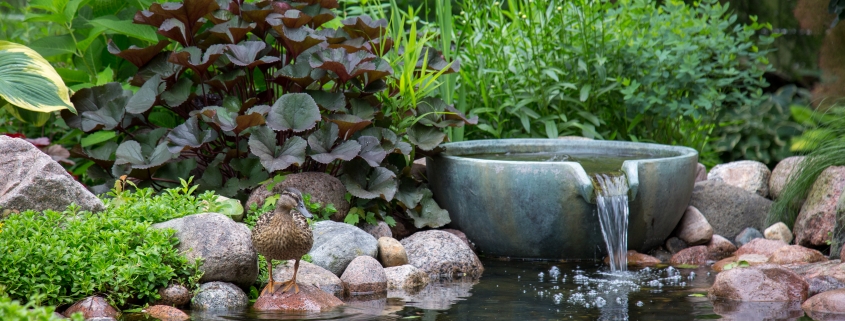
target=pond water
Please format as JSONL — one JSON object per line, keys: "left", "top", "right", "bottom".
{"left": 462, "top": 152, "right": 659, "bottom": 174}
{"left": 124, "top": 259, "right": 814, "bottom": 321}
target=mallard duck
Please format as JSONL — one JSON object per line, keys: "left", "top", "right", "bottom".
{"left": 252, "top": 187, "right": 313, "bottom": 294}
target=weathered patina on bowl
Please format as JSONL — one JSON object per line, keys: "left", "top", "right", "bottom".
{"left": 427, "top": 139, "right": 698, "bottom": 260}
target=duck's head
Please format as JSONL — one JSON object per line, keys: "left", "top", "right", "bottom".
{"left": 279, "top": 187, "right": 313, "bottom": 218}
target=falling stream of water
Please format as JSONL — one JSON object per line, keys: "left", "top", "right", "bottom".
{"left": 594, "top": 174, "right": 630, "bottom": 273}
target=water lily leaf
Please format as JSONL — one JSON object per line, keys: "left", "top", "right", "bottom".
{"left": 66, "top": 83, "right": 132, "bottom": 131}
{"left": 406, "top": 124, "right": 446, "bottom": 151}
{"left": 309, "top": 47, "right": 377, "bottom": 83}
{"left": 341, "top": 158, "right": 396, "bottom": 200}
{"left": 0, "top": 41, "right": 75, "bottom": 114}
{"left": 226, "top": 41, "right": 280, "bottom": 68}
{"left": 307, "top": 123, "right": 361, "bottom": 164}
{"left": 341, "top": 16, "right": 387, "bottom": 39}
{"left": 395, "top": 176, "right": 424, "bottom": 209}
{"left": 125, "top": 74, "right": 164, "bottom": 114}
{"left": 307, "top": 90, "right": 345, "bottom": 111}
{"left": 325, "top": 113, "right": 371, "bottom": 139}
{"left": 107, "top": 39, "right": 171, "bottom": 68}
{"left": 168, "top": 44, "right": 226, "bottom": 76}
{"left": 406, "top": 187, "right": 450, "bottom": 228}
{"left": 357, "top": 135, "right": 386, "bottom": 167}
{"left": 166, "top": 116, "right": 218, "bottom": 153}
{"left": 266, "top": 92, "right": 320, "bottom": 132}
{"left": 161, "top": 77, "right": 194, "bottom": 107}
{"left": 114, "top": 140, "right": 174, "bottom": 169}
{"left": 248, "top": 126, "right": 307, "bottom": 172}
{"left": 209, "top": 16, "right": 256, "bottom": 44}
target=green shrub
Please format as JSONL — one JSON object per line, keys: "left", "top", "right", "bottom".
{"left": 457, "top": 0, "right": 773, "bottom": 160}
{"left": 0, "top": 182, "right": 206, "bottom": 308}
{"left": 0, "top": 295, "right": 83, "bottom": 321}
{"left": 712, "top": 85, "right": 807, "bottom": 166}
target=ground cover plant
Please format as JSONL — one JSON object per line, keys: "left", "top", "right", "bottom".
{"left": 0, "top": 292, "right": 83, "bottom": 321}
{"left": 455, "top": 0, "right": 773, "bottom": 165}
{"left": 0, "top": 179, "right": 207, "bottom": 308}
{"left": 61, "top": 0, "right": 472, "bottom": 229}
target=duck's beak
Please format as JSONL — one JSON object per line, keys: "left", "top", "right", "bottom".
{"left": 296, "top": 200, "right": 312, "bottom": 218}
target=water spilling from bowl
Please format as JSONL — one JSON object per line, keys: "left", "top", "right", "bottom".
{"left": 594, "top": 174, "right": 630, "bottom": 273}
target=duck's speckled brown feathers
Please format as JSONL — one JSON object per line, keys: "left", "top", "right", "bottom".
{"left": 252, "top": 189, "right": 313, "bottom": 261}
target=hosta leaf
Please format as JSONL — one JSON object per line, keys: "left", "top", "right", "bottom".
{"left": 114, "top": 140, "right": 173, "bottom": 169}
{"left": 0, "top": 41, "right": 74, "bottom": 114}
{"left": 406, "top": 124, "right": 446, "bottom": 151}
{"left": 266, "top": 93, "right": 320, "bottom": 132}
{"left": 65, "top": 83, "right": 132, "bottom": 131}
{"left": 166, "top": 116, "right": 218, "bottom": 153}
{"left": 248, "top": 126, "right": 307, "bottom": 172}
{"left": 125, "top": 74, "right": 164, "bottom": 114}
{"left": 357, "top": 135, "right": 386, "bottom": 167}
{"left": 406, "top": 187, "right": 450, "bottom": 228}
{"left": 341, "top": 158, "right": 397, "bottom": 200}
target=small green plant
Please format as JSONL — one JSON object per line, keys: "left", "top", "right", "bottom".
{"left": 0, "top": 295, "right": 84, "bottom": 321}
{"left": 302, "top": 193, "right": 338, "bottom": 222}
{"left": 0, "top": 180, "right": 209, "bottom": 308}
{"left": 721, "top": 260, "right": 751, "bottom": 271}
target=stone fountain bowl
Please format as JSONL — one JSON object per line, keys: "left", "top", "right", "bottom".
{"left": 427, "top": 139, "right": 698, "bottom": 260}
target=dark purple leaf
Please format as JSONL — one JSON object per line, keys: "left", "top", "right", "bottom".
{"left": 406, "top": 123, "right": 446, "bottom": 151}
{"left": 209, "top": 16, "right": 256, "bottom": 44}
{"left": 267, "top": 15, "right": 326, "bottom": 56}
{"left": 226, "top": 41, "right": 281, "bottom": 68}
{"left": 158, "top": 18, "right": 190, "bottom": 47}
{"left": 108, "top": 40, "right": 171, "bottom": 68}
{"left": 168, "top": 44, "right": 227, "bottom": 76}
{"left": 161, "top": 77, "right": 194, "bottom": 107}
{"left": 132, "top": 52, "right": 184, "bottom": 86}
{"left": 114, "top": 140, "right": 174, "bottom": 169}
{"left": 357, "top": 135, "right": 386, "bottom": 167}
{"left": 309, "top": 47, "right": 377, "bottom": 83}
{"left": 65, "top": 83, "right": 132, "bottom": 131}
{"left": 325, "top": 113, "right": 371, "bottom": 139}
{"left": 207, "top": 69, "right": 246, "bottom": 91}
{"left": 341, "top": 16, "right": 387, "bottom": 39}
{"left": 307, "top": 122, "right": 361, "bottom": 164}
{"left": 166, "top": 116, "right": 218, "bottom": 153}
{"left": 126, "top": 75, "right": 164, "bottom": 114}
{"left": 307, "top": 90, "right": 345, "bottom": 111}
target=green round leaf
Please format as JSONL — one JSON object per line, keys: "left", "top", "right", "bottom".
{"left": 266, "top": 93, "right": 321, "bottom": 133}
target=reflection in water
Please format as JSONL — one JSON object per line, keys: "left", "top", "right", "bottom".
{"left": 136, "top": 259, "right": 818, "bottom": 320}
{"left": 712, "top": 299, "right": 805, "bottom": 321}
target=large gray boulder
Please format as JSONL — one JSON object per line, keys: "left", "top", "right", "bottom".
{"left": 769, "top": 156, "right": 805, "bottom": 200}
{"left": 0, "top": 136, "right": 104, "bottom": 213}
{"left": 794, "top": 166, "right": 845, "bottom": 247}
{"left": 689, "top": 180, "right": 773, "bottom": 241}
{"left": 401, "top": 230, "right": 483, "bottom": 279}
{"left": 247, "top": 172, "right": 349, "bottom": 221}
{"left": 707, "top": 160, "right": 771, "bottom": 198}
{"left": 308, "top": 220, "right": 378, "bottom": 276}
{"left": 152, "top": 213, "right": 257, "bottom": 288}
